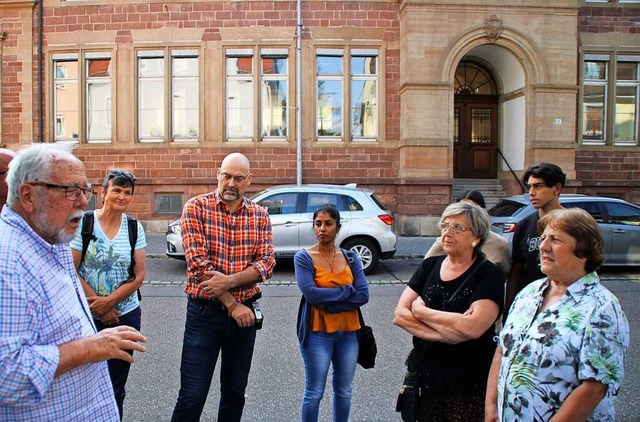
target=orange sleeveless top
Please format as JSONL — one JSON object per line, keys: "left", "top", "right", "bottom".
{"left": 309, "top": 264, "right": 361, "bottom": 333}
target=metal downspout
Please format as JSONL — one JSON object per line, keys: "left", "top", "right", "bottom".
{"left": 37, "top": 0, "right": 43, "bottom": 142}
{"left": 296, "top": 0, "right": 302, "bottom": 185}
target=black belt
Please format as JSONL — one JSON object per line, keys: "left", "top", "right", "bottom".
{"left": 188, "top": 296, "right": 227, "bottom": 310}
{"left": 188, "top": 292, "right": 262, "bottom": 310}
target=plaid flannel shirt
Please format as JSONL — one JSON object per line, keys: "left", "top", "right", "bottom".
{"left": 181, "top": 191, "right": 275, "bottom": 303}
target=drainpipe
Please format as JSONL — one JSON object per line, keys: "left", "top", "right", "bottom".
{"left": 37, "top": 0, "right": 44, "bottom": 142}
{"left": 296, "top": 0, "right": 302, "bottom": 185}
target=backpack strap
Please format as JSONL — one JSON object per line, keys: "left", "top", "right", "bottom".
{"left": 126, "top": 215, "right": 138, "bottom": 280}
{"left": 80, "top": 210, "right": 95, "bottom": 265}
{"left": 126, "top": 216, "right": 143, "bottom": 301}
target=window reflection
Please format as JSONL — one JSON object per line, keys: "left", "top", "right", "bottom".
{"left": 582, "top": 60, "right": 608, "bottom": 143}
{"left": 54, "top": 59, "right": 79, "bottom": 141}
{"left": 351, "top": 55, "right": 377, "bottom": 139}
{"left": 172, "top": 56, "right": 198, "bottom": 140}
{"left": 139, "top": 56, "right": 165, "bottom": 140}
{"left": 583, "top": 85, "right": 606, "bottom": 141}
{"left": 317, "top": 53, "right": 343, "bottom": 137}
{"left": 86, "top": 58, "right": 111, "bottom": 141}
{"left": 261, "top": 54, "right": 288, "bottom": 139}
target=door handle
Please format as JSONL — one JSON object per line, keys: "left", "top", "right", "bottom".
{"left": 612, "top": 229, "right": 626, "bottom": 234}
{"left": 284, "top": 221, "right": 297, "bottom": 227}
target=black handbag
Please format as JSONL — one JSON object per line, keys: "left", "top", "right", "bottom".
{"left": 395, "top": 371, "right": 420, "bottom": 422}
{"left": 356, "top": 308, "right": 376, "bottom": 369}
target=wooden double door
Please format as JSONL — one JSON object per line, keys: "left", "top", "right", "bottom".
{"left": 453, "top": 95, "right": 498, "bottom": 179}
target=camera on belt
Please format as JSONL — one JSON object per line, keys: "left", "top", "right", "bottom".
{"left": 252, "top": 301, "right": 263, "bottom": 330}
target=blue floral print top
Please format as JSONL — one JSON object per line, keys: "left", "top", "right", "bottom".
{"left": 497, "top": 272, "right": 629, "bottom": 422}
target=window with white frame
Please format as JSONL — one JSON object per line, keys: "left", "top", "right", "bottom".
{"left": 351, "top": 50, "right": 378, "bottom": 141}
{"left": 225, "top": 48, "right": 290, "bottom": 142}
{"left": 261, "top": 49, "right": 288, "bottom": 140}
{"left": 316, "top": 48, "right": 379, "bottom": 142}
{"left": 172, "top": 51, "right": 199, "bottom": 141}
{"left": 615, "top": 57, "right": 639, "bottom": 145}
{"left": 316, "top": 49, "right": 343, "bottom": 139}
{"left": 582, "top": 54, "right": 640, "bottom": 146}
{"left": 226, "top": 49, "right": 254, "bottom": 140}
{"left": 137, "top": 49, "right": 199, "bottom": 143}
{"left": 86, "top": 53, "right": 112, "bottom": 142}
{"left": 53, "top": 52, "right": 111, "bottom": 143}
{"left": 582, "top": 56, "right": 608, "bottom": 144}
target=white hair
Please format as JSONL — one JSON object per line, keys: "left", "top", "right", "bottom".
{"left": 7, "top": 143, "right": 79, "bottom": 206}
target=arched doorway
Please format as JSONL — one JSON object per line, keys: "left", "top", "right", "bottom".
{"left": 453, "top": 61, "right": 498, "bottom": 179}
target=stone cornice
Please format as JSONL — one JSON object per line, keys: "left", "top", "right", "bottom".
{"left": 400, "top": 1, "right": 578, "bottom": 16}
{"left": 0, "top": 0, "right": 36, "bottom": 9}
{"left": 399, "top": 81, "right": 451, "bottom": 94}
{"left": 530, "top": 84, "right": 578, "bottom": 94}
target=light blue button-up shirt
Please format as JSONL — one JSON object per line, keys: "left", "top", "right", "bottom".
{"left": 0, "top": 206, "right": 118, "bottom": 421}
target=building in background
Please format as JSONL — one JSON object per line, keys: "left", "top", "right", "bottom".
{"left": 0, "top": 0, "right": 639, "bottom": 234}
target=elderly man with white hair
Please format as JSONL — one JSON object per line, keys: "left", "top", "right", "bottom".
{"left": 0, "top": 143, "right": 146, "bottom": 421}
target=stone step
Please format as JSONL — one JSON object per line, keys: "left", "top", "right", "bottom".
{"left": 452, "top": 179, "right": 506, "bottom": 210}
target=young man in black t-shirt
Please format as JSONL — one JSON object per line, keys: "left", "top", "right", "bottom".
{"left": 504, "top": 163, "right": 566, "bottom": 319}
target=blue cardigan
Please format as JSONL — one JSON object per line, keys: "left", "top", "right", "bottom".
{"left": 294, "top": 248, "right": 370, "bottom": 346}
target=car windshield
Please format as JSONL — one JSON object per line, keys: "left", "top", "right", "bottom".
{"left": 489, "top": 200, "right": 526, "bottom": 217}
{"left": 247, "top": 190, "right": 267, "bottom": 201}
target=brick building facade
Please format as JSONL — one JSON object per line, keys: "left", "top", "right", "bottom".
{"left": 0, "top": 0, "right": 639, "bottom": 234}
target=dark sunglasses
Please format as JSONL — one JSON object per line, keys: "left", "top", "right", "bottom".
{"left": 107, "top": 169, "right": 136, "bottom": 181}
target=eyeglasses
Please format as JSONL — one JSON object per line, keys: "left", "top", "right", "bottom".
{"left": 438, "top": 222, "right": 470, "bottom": 234}
{"left": 29, "top": 182, "right": 95, "bottom": 201}
{"left": 219, "top": 172, "right": 247, "bottom": 184}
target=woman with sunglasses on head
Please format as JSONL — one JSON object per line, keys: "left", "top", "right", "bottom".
{"left": 295, "top": 204, "right": 369, "bottom": 422}
{"left": 70, "top": 169, "right": 147, "bottom": 421}
{"left": 393, "top": 201, "right": 504, "bottom": 421}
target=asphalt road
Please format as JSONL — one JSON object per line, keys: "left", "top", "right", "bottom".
{"left": 122, "top": 257, "right": 640, "bottom": 421}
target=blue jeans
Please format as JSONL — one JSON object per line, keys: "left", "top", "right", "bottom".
{"left": 300, "top": 330, "right": 359, "bottom": 422}
{"left": 171, "top": 299, "right": 256, "bottom": 422}
{"left": 94, "top": 305, "right": 142, "bottom": 421}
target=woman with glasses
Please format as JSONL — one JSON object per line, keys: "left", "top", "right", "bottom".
{"left": 70, "top": 169, "right": 147, "bottom": 421}
{"left": 393, "top": 202, "right": 504, "bottom": 421}
{"left": 425, "top": 190, "right": 511, "bottom": 274}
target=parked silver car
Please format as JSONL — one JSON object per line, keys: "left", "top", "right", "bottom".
{"left": 166, "top": 184, "right": 397, "bottom": 274}
{"left": 489, "top": 194, "right": 640, "bottom": 266}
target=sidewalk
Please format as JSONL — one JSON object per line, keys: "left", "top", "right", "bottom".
{"left": 144, "top": 233, "right": 436, "bottom": 259}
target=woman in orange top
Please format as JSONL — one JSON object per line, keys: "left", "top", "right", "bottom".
{"left": 294, "top": 204, "right": 370, "bottom": 422}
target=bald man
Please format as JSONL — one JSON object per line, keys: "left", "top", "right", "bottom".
{"left": 0, "top": 149, "right": 17, "bottom": 206}
{"left": 172, "top": 153, "right": 275, "bottom": 422}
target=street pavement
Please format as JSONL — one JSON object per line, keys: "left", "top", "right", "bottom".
{"left": 121, "top": 234, "right": 640, "bottom": 421}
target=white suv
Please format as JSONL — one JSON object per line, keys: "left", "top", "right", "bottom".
{"left": 166, "top": 184, "right": 397, "bottom": 274}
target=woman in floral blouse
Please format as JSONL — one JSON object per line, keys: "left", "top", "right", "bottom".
{"left": 485, "top": 208, "right": 629, "bottom": 421}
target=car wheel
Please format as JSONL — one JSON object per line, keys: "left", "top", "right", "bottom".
{"left": 342, "top": 238, "right": 379, "bottom": 275}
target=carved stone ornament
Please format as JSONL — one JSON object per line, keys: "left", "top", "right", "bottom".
{"left": 484, "top": 15, "right": 503, "bottom": 44}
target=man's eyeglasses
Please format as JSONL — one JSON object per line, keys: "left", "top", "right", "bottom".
{"left": 438, "top": 222, "right": 470, "bottom": 234}
{"left": 219, "top": 172, "right": 247, "bottom": 184}
{"left": 29, "top": 182, "right": 95, "bottom": 201}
